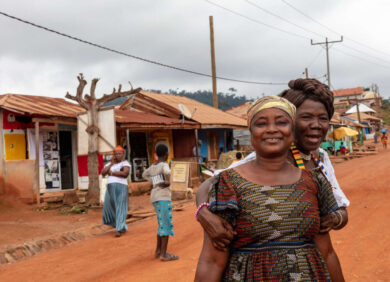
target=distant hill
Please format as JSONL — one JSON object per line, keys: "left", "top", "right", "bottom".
{"left": 103, "top": 89, "right": 254, "bottom": 111}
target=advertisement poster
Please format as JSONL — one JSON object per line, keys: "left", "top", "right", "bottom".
{"left": 43, "top": 131, "right": 61, "bottom": 189}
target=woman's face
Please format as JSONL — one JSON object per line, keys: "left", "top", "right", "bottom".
{"left": 113, "top": 150, "right": 124, "bottom": 162}
{"left": 294, "top": 99, "right": 330, "bottom": 153}
{"left": 250, "top": 108, "right": 294, "bottom": 158}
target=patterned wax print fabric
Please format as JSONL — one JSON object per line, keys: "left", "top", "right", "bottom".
{"left": 102, "top": 183, "right": 129, "bottom": 232}
{"left": 153, "top": 200, "right": 174, "bottom": 236}
{"left": 208, "top": 168, "right": 339, "bottom": 281}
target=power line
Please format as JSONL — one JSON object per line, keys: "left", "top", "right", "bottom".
{"left": 246, "top": 0, "right": 390, "bottom": 66}
{"left": 244, "top": 0, "right": 324, "bottom": 39}
{"left": 281, "top": 0, "right": 390, "bottom": 59}
{"left": 306, "top": 48, "right": 324, "bottom": 68}
{"left": 213, "top": 0, "right": 390, "bottom": 71}
{"left": 205, "top": 0, "right": 310, "bottom": 40}
{"left": 0, "top": 10, "right": 286, "bottom": 86}
{"left": 333, "top": 48, "right": 390, "bottom": 71}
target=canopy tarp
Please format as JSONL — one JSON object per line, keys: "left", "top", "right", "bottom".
{"left": 328, "top": 127, "right": 359, "bottom": 140}
{"left": 345, "top": 104, "right": 376, "bottom": 114}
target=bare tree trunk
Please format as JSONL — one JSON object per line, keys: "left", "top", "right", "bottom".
{"left": 86, "top": 103, "right": 100, "bottom": 205}
{"left": 86, "top": 151, "right": 99, "bottom": 205}
{"left": 66, "top": 74, "right": 141, "bottom": 207}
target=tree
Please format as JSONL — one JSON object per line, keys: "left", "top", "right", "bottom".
{"left": 66, "top": 74, "right": 141, "bottom": 205}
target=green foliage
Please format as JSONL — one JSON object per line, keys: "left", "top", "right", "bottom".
{"left": 59, "top": 205, "right": 88, "bottom": 216}
{"left": 167, "top": 89, "right": 253, "bottom": 110}
{"left": 104, "top": 88, "right": 255, "bottom": 110}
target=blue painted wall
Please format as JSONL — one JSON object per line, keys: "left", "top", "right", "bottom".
{"left": 197, "top": 128, "right": 233, "bottom": 159}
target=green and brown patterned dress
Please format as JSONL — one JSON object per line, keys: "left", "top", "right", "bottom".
{"left": 208, "top": 168, "right": 339, "bottom": 281}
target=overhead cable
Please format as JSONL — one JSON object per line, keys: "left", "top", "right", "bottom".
{"left": 281, "top": 0, "right": 390, "bottom": 58}
{"left": 0, "top": 10, "right": 285, "bottom": 86}
{"left": 205, "top": 0, "right": 310, "bottom": 40}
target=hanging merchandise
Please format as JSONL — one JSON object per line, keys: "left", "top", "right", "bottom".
{"left": 42, "top": 131, "right": 61, "bottom": 189}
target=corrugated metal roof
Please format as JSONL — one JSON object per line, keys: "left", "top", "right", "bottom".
{"left": 332, "top": 87, "right": 364, "bottom": 97}
{"left": 225, "top": 102, "right": 252, "bottom": 120}
{"left": 122, "top": 91, "right": 247, "bottom": 129}
{"left": 0, "top": 94, "right": 83, "bottom": 118}
{"left": 345, "top": 112, "right": 382, "bottom": 122}
{"left": 115, "top": 109, "right": 199, "bottom": 129}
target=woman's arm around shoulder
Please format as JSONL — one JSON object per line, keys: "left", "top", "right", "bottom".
{"left": 196, "top": 176, "right": 236, "bottom": 251}
{"left": 195, "top": 231, "right": 229, "bottom": 282}
{"left": 314, "top": 232, "right": 345, "bottom": 282}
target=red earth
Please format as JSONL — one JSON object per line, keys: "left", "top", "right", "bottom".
{"left": 0, "top": 144, "right": 389, "bottom": 281}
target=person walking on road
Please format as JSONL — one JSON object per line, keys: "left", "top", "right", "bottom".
{"left": 143, "top": 144, "right": 178, "bottom": 262}
{"left": 102, "top": 146, "right": 131, "bottom": 237}
{"left": 381, "top": 130, "right": 388, "bottom": 149}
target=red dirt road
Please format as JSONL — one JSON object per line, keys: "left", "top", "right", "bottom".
{"left": 1, "top": 147, "right": 390, "bottom": 281}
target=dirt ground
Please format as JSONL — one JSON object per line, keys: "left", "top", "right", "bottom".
{"left": 1, "top": 144, "right": 390, "bottom": 281}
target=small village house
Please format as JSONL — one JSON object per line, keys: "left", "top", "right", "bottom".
{"left": 0, "top": 94, "right": 82, "bottom": 203}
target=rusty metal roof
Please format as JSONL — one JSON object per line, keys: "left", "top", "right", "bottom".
{"left": 332, "top": 87, "right": 364, "bottom": 97}
{"left": 0, "top": 94, "right": 84, "bottom": 118}
{"left": 120, "top": 91, "right": 247, "bottom": 129}
{"left": 225, "top": 102, "right": 252, "bottom": 120}
{"left": 115, "top": 109, "right": 199, "bottom": 129}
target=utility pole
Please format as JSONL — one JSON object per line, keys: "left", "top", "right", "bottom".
{"left": 311, "top": 36, "right": 343, "bottom": 88}
{"left": 209, "top": 16, "right": 218, "bottom": 108}
{"left": 354, "top": 94, "right": 365, "bottom": 145}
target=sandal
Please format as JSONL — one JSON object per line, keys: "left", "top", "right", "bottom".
{"left": 115, "top": 231, "right": 122, "bottom": 237}
{"left": 160, "top": 253, "right": 179, "bottom": 261}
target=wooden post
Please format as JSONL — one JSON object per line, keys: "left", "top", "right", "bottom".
{"left": 0, "top": 109, "right": 6, "bottom": 195}
{"left": 126, "top": 129, "right": 131, "bottom": 162}
{"left": 305, "top": 68, "right": 309, "bottom": 79}
{"left": 194, "top": 129, "right": 201, "bottom": 177}
{"left": 209, "top": 16, "right": 218, "bottom": 109}
{"left": 35, "top": 121, "right": 40, "bottom": 205}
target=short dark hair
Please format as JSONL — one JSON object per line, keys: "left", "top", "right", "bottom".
{"left": 236, "top": 152, "right": 242, "bottom": 159}
{"left": 156, "top": 144, "right": 168, "bottom": 157}
{"left": 280, "top": 78, "right": 334, "bottom": 119}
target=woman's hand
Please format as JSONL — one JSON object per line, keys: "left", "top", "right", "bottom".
{"left": 197, "top": 207, "right": 236, "bottom": 251}
{"left": 319, "top": 208, "right": 348, "bottom": 233}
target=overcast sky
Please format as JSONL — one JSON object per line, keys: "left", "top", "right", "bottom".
{"left": 1, "top": 0, "right": 390, "bottom": 101}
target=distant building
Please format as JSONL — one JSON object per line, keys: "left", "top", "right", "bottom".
{"left": 332, "top": 87, "right": 382, "bottom": 107}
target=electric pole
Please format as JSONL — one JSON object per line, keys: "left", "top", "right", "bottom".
{"left": 209, "top": 16, "right": 218, "bottom": 108}
{"left": 354, "top": 94, "right": 365, "bottom": 145}
{"left": 311, "top": 36, "right": 343, "bottom": 88}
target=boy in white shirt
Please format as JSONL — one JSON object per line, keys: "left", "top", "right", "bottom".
{"left": 142, "top": 144, "right": 178, "bottom": 261}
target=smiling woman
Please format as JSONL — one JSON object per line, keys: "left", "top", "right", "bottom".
{"left": 195, "top": 95, "right": 345, "bottom": 281}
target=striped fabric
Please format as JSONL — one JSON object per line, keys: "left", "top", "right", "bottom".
{"left": 290, "top": 144, "right": 305, "bottom": 169}
{"left": 208, "top": 168, "right": 339, "bottom": 281}
{"left": 102, "top": 183, "right": 129, "bottom": 232}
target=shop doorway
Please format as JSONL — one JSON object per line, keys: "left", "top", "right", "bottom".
{"left": 129, "top": 132, "right": 149, "bottom": 181}
{"left": 59, "top": 131, "right": 74, "bottom": 189}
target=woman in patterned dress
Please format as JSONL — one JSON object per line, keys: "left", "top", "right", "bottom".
{"left": 195, "top": 96, "right": 344, "bottom": 281}
{"left": 196, "top": 79, "right": 348, "bottom": 278}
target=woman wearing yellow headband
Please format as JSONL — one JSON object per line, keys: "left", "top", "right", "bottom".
{"left": 195, "top": 95, "right": 344, "bottom": 281}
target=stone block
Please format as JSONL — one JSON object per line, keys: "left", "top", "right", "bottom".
{"left": 63, "top": 192, "right": 79, "bottom": 205}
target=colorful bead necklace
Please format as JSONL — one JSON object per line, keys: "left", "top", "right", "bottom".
{"left": 290, "top": 143, "right": 327, "bottom": 176}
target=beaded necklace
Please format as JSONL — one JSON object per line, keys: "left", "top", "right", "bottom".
{"left": 290, "top": 143, "right": 327, "bottom": 176}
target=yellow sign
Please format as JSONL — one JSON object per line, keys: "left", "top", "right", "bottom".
{"left": 172, "top": 163, "right": 188, "bottom": 183}
{"left": 5, "top": 134, "right": 26, "bottom": 161}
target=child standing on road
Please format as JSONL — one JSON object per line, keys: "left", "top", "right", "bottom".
{"left": 142, "top": 144, "right": 178, "bottom": 262}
